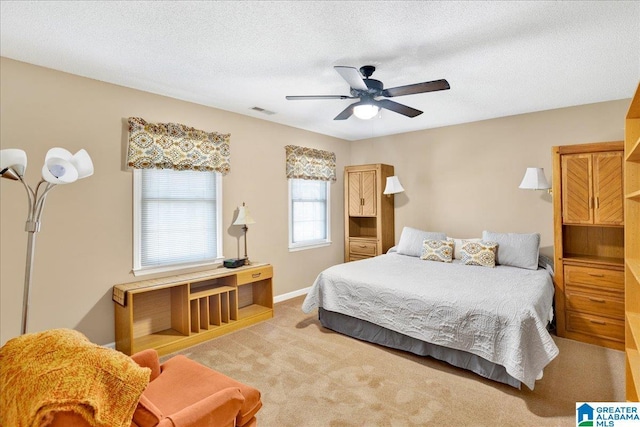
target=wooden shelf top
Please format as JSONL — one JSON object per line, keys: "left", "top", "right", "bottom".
{"left": 113, "top": 262, "right": 269, "bottom": 305}
{"left": 626, "top": 135, "right": 640, "bottom": 162}
{"left": 628, "top": 258, "right": 640, "bottom": 283}
{"left": 238, "top": 303, "right": 273, "bottom": 319}
{"left": 629, "top": 313, "right": 640, "bottom": 346}
{"left": 133, "top": 328, "right": 186, "bottom": 353}
{"left": 190, "top": 285, "right": 236, "bottom": 300}
{"left": 627, "top": 83, "right": 640, "bottom": 119}
{"left": 562, "top": 254, "right": 624, "bottom": 267}
{"left": 349, "top": 235, "right": 377, "bottom": 241}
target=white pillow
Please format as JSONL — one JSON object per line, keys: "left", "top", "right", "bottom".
{"left": 450, "top": 237, "right": 481, "bottom": 259}
{"left": 482, "top": 231, "right": 540, "bottom": 270}
{"left": 396, "top": 227, "right": 447, "bottom": 257}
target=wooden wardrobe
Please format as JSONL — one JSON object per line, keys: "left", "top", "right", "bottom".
{"left": 552, "top": 141, "right": 625, "bottom": 350}
{"left": 344, "top": 164, "right": 395, "bottom": 262}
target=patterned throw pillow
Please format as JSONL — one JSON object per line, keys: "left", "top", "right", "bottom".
{"left": 460, "top": 240, "right": 497, "bottom": 267}
{"left": 421, "top": 239, "right": 454, "bottom": 263}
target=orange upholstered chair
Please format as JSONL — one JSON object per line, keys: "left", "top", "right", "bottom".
{"left": 1, "top": 328, "right": 261, "bottom": 427}
{"left": 130, "top": 349, "right": 262, "bottom": 427}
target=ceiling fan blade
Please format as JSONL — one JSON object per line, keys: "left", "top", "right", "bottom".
{"left": 334, "top": 102, "right": 359, "bottom": 120}
{"left": 286, "top": 95, "right": 352, "bottom": 100}
{"left": 382, "top": 79, "right": 450, "bottom": 97}
{"left": 334, "top": 66, "right": 368, "bottom": 91}
{"left": 375, "top": 99, "right": 423, "bottom": 118}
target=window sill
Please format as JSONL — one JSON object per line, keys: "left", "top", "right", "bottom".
{"left": 133, "top": 258, "right": 224, "bottom": 277}
{"left": 288, "top": 241, "right": 332, "bottom": 252}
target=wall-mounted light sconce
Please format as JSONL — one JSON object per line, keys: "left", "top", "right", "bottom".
{"left": 519, "top": 167, "right": 551, "bottom": 194}
{"left": 383, "top": 176, "right": 405, "bottom": 196}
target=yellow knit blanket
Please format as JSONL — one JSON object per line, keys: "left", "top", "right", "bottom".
{"left": 0, "top": 328, "right": 150, "bottom": 427}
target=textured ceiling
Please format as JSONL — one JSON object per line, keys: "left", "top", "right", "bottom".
{"left": 1, "top": 1, "right": 639, "bottom": 141}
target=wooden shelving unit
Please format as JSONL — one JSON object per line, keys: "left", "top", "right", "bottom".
{"left": 344, "top": 164, "right": 395, "bottom": 262}
{"left": 625, "top": 83, "right": 640, "bottom": 402}
{"left": 552, "top": 141, "right": 625, "bottom": 351}
{"left": 113, "top": 263, "right": 273, "bottom": 356}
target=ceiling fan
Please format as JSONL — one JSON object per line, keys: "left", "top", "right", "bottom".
{"left": 285, "top": 65, "right": 450, "bottom": 120}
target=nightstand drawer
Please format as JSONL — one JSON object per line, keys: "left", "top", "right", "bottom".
{"left": 566, "top": 311, "right": 624, "bottom": 342}
{"left": 349, "top": 240, "right": 377, "bottom": 256}
{"left": 237, "top": 265, "right": 273, "bottom": 285}
{"left": 565, "top": 288, "right": 624, "bottom": 319}
{"left": 564, "top": 265, "right": 623, "bottom": 292}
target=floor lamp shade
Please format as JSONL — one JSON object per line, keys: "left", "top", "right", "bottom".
{"left": 1, "top": 149, "right": 28, "bottom": 178}
{"left": 0, "top": 147, "right": 94, "bottom": 335}
{"left": 42, "top": 148, "right": 94, "bottom": 184}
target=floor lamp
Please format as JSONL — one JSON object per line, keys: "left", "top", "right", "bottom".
{"left": 0, "top": 148, "right": 94, "bottom": 335}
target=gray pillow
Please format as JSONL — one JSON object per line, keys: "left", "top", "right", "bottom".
{"left": 482, "top": 231, "right": 540, "bottom": 270}
{"left": 396, "top": 227, "right": 447, "bottom": 257}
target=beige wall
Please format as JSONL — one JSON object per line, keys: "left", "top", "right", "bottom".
{"left": 0, "top": 58, "right": 349, "bottom": 345}
{"left": 0, "top": 57, "right": 630, "bottom": 346}
{"left": 351, "top": 100, "right": 629, "bottom": 255}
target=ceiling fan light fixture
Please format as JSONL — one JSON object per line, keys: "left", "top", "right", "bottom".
{"left": 286, "top": 65, "right": 449, "bottom": 121}
{"left": 353, "top": 104, "right": 380, "bottom": 120}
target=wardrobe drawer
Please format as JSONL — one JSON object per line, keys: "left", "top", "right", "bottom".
{"left": 563, "top": 265, "right": 623, "bottom": 291}
{"left": 565, "top": 288, "right": 624, "bottom": 319}
{"left": 566, "top": 311, "right": 624, "bottom": 342}
{"left": 349, "top": 240, "right": 377, "bottom": 256}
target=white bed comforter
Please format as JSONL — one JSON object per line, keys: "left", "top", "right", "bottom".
{"left": 302, "top": 253, "right": 559, "bottom": 390}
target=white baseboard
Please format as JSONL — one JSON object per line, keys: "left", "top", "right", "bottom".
{"left": 103, "top": 342, "right": 116, "bottom": 350}
{"left": 274, "top": 287, "right": 310, "bottom": 303}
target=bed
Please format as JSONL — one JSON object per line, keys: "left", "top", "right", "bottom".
{"left": 301, "top": 228, "right": 559, "bottom": 390}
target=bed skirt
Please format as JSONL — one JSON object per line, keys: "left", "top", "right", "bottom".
{"left": 318, "top": 307, "right": 521, "bottom": 389}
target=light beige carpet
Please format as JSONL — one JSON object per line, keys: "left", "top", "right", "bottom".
{"left": 166, "top": 296, "right": 624, "bottom": 426}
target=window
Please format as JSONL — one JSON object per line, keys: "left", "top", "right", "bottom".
{"left": 288, "top": 178, "right": 331, "bottom": 250}
{"left": 133, "top": 168, "right": 223, "bottom": 275}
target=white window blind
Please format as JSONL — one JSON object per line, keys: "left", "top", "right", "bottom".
{"left": 289, "top": 178, "right": 330, "bottom": 250}
{"left": 134, "top": 169, "right": 222, "bottom": 274}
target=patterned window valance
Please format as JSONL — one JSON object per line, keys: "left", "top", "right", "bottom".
{"left": 285, "top": 145, "right": 336, "bottom": 182}
{"left": 127, "top": 117, "right": 231, "bottom": 175}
